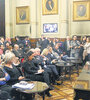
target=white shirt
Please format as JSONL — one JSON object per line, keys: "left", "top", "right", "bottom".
{"left": 67, "top": 40, "right": 70, "bottom": 51}
{"left": 84, "top": 42, "right": 90, "bottom": 54}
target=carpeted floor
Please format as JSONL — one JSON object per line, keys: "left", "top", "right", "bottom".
{"left": 35, "top": 69, "right": 82, "bottom": 100}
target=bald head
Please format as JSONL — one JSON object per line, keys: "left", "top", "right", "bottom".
{"left": 34, "top": 48, "right": 41, "bottom": 55}
{"left": 14, "top": 44, "right": 19, "bottom": 50}
{"left": 66, "top": 36, "right": 70, "bottom": 41}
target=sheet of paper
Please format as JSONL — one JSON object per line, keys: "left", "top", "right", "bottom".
{"left": 12, "top": 82, "right": 35, "bottom": 90}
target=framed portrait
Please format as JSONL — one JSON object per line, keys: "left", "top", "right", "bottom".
{"left": 73, "top": 1, "right": 90, "bottom": 21}
{"left": 16, "top": 6, "right": 30, "bottom": 24}
{"left": 74, "top": 80, "right": 89, "bottom": 89}
{"left": 42, "top": 0, "right": 58, "bottom": 15}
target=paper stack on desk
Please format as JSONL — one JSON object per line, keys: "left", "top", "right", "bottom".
{"left": 12, "top": 81, "right": 35, "bottom": 90}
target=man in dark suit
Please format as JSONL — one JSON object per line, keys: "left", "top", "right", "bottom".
{"left": 34, "top": 48, "right": 59, "bottom": 80}
{"left": 53, "top": 43, "right": 63, "bottom": 56}
{"left": 22, "top": 36, "right": 31, "bottom": 48}
{"left": 63, "top": 36, "right": 71, "bottom": 57}
{"left": 15, "top": 36, "right": 22, "bottom": 46}
{"left": 12, "top": 44, "right": 22, "bottom": 58}
{"left": 40, "top": 37, "right": 49, "bottom": 52}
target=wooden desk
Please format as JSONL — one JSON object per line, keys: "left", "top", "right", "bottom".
{"left": 16, "top": 81, "right": 49, "bottom": 100}
{"left": 74, "top": 68, "right": 90, "bottom": 100}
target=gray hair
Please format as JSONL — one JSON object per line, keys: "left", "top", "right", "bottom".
{"left": 35, "top": 48, "right": 41, "bottom": 52}
{"left": 41, "top": 48, "right": 49, "bottom": 56}
{"left": 30, "top": 48, "right": 35, "bottom": 52}
{"left": 4, "top": 52, "right": 15, "bottom": 64}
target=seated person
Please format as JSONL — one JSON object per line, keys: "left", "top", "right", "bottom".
{"left": 0, "top": 66, "right": 12, "bottom": 99}
{"left": 51, "top": 44, "right": 68, "bottom": 61}
{"left": 0, "top": 66, "right": 19, "bottom": 100}
{"left": 13, "top": 56, "right": 24, "bottom": 76}
{"left": 3, "top": 42, "right": 10, "bottom": 54}
{"left": 41, "top": 48, "right": 59, "bottom": 79}
{"left": 22, "top": 50, "right": 53, "bottom": 96}
{"left": 3, "top": 52, "right": 33, "bottom": 100}
{"left": 12, "top": 44, "right": 22, "bottom": 59}
{"left": 47, "top": 45, "right": 67, "bottom": 76}
{"left": 3, "top": 52, "right": 25, "bottom": 85}
{"left": 32, "top": 48, "right": 59, "bottom": 84}
{"left": 22, "top": 50, "right": 51, "bottom": 86}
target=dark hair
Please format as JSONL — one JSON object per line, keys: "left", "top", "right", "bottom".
{"left": 19, "top": 44, "right": 24, "bottom": 48}
{"left": 24, "top": 51, "right": 33, "bottom": 61}
{"left": 26, "top": 51, "right": 33, "bottom": 57}
{"left": 82, "top": 36, "right": 86, "bottom": 39}
{"left": 72, "top": 35, "right": 77, "bottom": 39}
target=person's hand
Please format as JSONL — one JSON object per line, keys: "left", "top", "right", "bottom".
{"left": 70, "top": 46, "right": 72, "bottom": 48}
{"left": 51, "top": 59, "right": 57, "bottom": 63}
{"left": 75, "top": 46, "right": 77, "bottom": 49}
{"left": 78, "top": 46, "right": 81, "bottom": 48}
{"left": 18, "top": 76, "right": 25, "bottom": 80}
{"left": 0, "top": 78, "right": 6, "bottom": 81}
{"left": 41, "top": 55, "right": 45, "bottom": 58}
{"left": 43, "top": 57, "right": 47, "bottom": 61}
{"left": 80, "top": 44, "right": 83, "bottom": 47}
{"left": 46, "top": 58, "right": 49, "bottom": 60}
{"left": 38, "top": 69, "right": 44, "bottom": 73}
{"left": 5, "top": 73, "right": 8, "bottom": 77}
{"left": 60, "top": 54, "right": 63, "bottom": 57}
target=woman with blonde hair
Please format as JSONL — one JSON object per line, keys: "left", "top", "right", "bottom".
{"left": 41, "top": 48, "right": 49, "bottom": 56}
{"left": 41, "top": 48, "right": 59, "bottom": 84}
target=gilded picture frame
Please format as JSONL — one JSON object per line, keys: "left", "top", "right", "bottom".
{"left": 73, "top": 1, "right": 90, "bottom": 21}
{"left": 16, "top": 6, "right": 30, "bottom": 24}
{"left": 74, "top": 80, "right": 89, "bottom": 89}
{"left": 42, "top": 0, "right": 58, "bottom": 15}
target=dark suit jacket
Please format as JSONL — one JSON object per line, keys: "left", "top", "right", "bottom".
{"left": 34, "top": 56, "right": 44, "bottom": 66}
{"left": 12, "top": 49, "right": 22, "bottom": 58}
{"left": 53, "top": 47, "right": 63, "bottom": 56}
{"left": 63, "top": 41, "right": 67, "bottom": 53}
{"left": 41, "top": 39, "right": 49, "bottom": 51}
{"left": 45, "top": 53, "right": 56, "bottom": 65}
{"left": 4, "top": 65, "right": 22, "bottom": 85}
{"left": 22, "top": 60, "right": 39, "bottom": 78}
{"left": 63, "top": 40, "right": 71, "bottom": 53}
{"left": 22, "top": 40, "right": 31, "bottom": 48}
